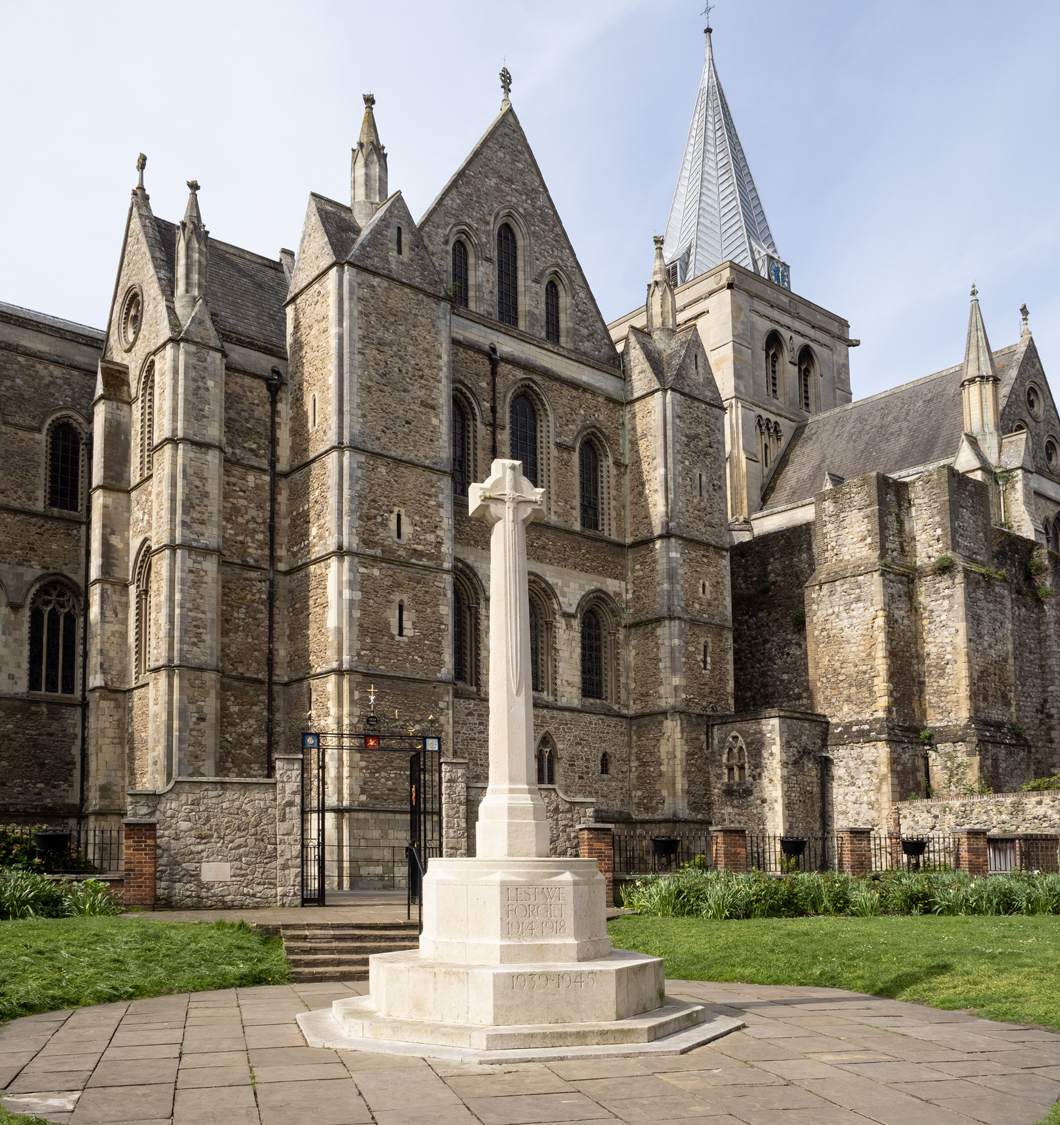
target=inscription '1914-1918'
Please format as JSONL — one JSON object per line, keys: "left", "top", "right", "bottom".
{"left": 504, "top": 885, "right": 569, "bottom": 937}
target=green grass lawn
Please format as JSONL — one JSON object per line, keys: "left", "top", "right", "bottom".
{"left": 0, "top": 916, "right": 288, "bottom": 1024}
{"left": 609, "top": 913, "right": 1060, "bottom": 1031}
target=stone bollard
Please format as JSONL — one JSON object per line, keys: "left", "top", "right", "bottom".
{"left": 710, "top": 826, "right": 748, "bottom": 873}
{"left": 836, "top": 827, "right": 873, "bottom": 877}
{"left": 123, "top": 819, "right": 157, "bottom": 908}
{"left": 578, "top": 823, "right": 614, "bottom": 906}
{"left": 952, "top": 828, "right": 988, "bottom": 877}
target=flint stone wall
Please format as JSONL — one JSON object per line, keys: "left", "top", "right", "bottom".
{"left": 896, "top": 790, "right": 1060, "bottom": 836}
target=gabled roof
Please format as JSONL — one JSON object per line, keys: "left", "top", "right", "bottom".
{"left": 662, "top": 29, "right": 779, "bottom": 284}
{"left": 761, "top": 343, "right": 1023, "bottom": 510}
{"left": 155, "top": 219, "right": 288, "bottom": 354}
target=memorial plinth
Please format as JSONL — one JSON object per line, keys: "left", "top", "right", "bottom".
{"left": 297, "top": 461, "right": 741, "bottom": 1060}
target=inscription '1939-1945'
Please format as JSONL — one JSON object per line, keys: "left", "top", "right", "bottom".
{"left": 510, "top": 972, "right": 596, "bottom": 990}
{"left": 504, "top": 885, "right": 569, "bottom": 937}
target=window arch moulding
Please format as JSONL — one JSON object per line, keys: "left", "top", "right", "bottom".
{"left": 505, "top": 381, "right": 552, "bottom": 511}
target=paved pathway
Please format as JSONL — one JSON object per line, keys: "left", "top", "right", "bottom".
{"left": 2, "top": 980, "right": 1059, "bottom": 1125}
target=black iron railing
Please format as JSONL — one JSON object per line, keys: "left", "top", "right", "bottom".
{"left": 612, "top": 824, "right": 712, "bottom": 875}
{"left": 746, "top": 835, "right": 835, "bottom": 873}
{"left": 0, "top": 824, "right": 123, "bottom": 874}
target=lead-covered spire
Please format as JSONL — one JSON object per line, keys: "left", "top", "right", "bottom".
{"left": 662, "top": 28, "right": 787, "bottom": 288}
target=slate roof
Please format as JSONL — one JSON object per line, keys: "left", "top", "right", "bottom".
{"left": 155, "top": 220, "right": 288, "bottom": 354}
{"left": 762, "top": 343, "right": 1022, "bottom": 510}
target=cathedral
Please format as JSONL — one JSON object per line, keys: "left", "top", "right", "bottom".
{"left": 2, "top": 29, "right": 1058, "bottom": 903}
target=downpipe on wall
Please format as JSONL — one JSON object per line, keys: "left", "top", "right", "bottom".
{"left": 266, "top": 369, "right": 284, "bottom": 778}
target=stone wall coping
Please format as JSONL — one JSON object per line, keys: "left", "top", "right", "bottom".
{"left": 128, "top": 777, "right": 277, "bottom": 794}
{"left": 122, "top": 818, "right": 157, "bottom": 826}
{"left": 710, "top": 825, "right": 748, "bottom": 832}
{"left": 951, "top": 827, "right": 990, "bottom": 836}
{"left": 839, "top": 827, "right": 874, "bottom": 834}
{"left": 897, "top": 791, "right": 1059, "bottom": 806}
{"left": 577, "top": 823, "right": 615, "bottom": 831}
{"left": 442, "top": 758, "right": 469, "bottom": 765}
{"left": 273, "top": 754, "right": 302, "bottom": 761}
{"left": 706, "top": 709, "right": 830, "bottom": 725}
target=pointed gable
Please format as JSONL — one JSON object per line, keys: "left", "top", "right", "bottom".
{"left": 348, "top": 192, "right": 442, "bottom": 294}
{"left": 418, "top": 106, "right": 617, "bottom": 367}
{"left": 290, "top": 193, "right": 359, "bottom": 294}
{"left": 662, "top": 29, "right": 781, "bottom": 285}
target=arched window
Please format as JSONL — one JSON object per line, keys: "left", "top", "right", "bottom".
{"left": 529, "top": 599, "right": 541, "bottom": 693}
{"left": 453, "top": 570, "right": 479, "bottom": 687}
{"left": 579, "top": 440, "right": 600, "bottom": 531}
{"left": 545, "top": 279, "right": 560, "bottom": 344}
{"left": 509, "top": 393, "right": 538, "bottom": 485}
{"left": 527, "top": 583, "right": 553, "bottom": 695}
{"left": 536, "top": 738, "right": 556, "bottom": 786}
{"left": 701, "top": 641, "right": 710, "bottom": 670}
{"left": 452, "top": 397, "right": 469, "bottom": 497}
{"left": 49, "top": 423, "right": 81, "bottom": 511}
{"left": 28, "top": 582, "right": 78, "bottom": 694}
{"left": 765, "top": 338, "right": 781, "bottom": 400}
{"left": 139, "top": 363, "right": 155, "bottom": 478}
{"left": 451, "top": 240, "right": 469, "bottom": 309}
{"left": 581, "top": 608, "right": 604, "bottom": 699}
{"left": 135, "top": 546, "right": 153, "bottom": 678}
{"left": 757, "top": 416, "right": 770, "bottom": 470}
{"left": 600, "top": 751, "right": 610, "bottom": 776}
{"left": 497, "top": 223, "right": 518, "bottom": 327}
{"left": 798, "top": 348, "right": 814, "bottom": 412}
{"left": 724, "top": 734, "right": 747, "bottom": 784}
{"left": 1049, "top": 518, "right": 1060, "bottom": 554}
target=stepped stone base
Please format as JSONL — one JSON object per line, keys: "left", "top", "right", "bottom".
{"left": 297, "top": 994, "right": 743, "bottom": 1062}
{"left": 371, "top": 948, "right": 664, "bottom": 1025}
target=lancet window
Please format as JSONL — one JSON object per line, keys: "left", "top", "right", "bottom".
{"left": 509, "top": 393, "right": 538, "bottom": 486}
{"left": 451, "top": 240, "right": 469, "bottom": 308}
{"left": 134, "top": 545, "right": 153, "bottom": 679}
{"left": 798, "top": 348, "right": 814, "bottom": 413}
{"left": 765, "top": 336, "right": 782, "bottom": 400}
{"left": 48, "top": 422, "right": 82, "bottom": 512}
{"left": 497, "top": 223, "right": 518, "bottom": 327}
{"left": 579, "top": 439, "right": 600, "bottom": 531}
{"left": 581, "top": 608, "right": 604, "bottom": 700}
{"left": 452, "top": 397, "right": 469, "bottom": 497}
{"left": 527, "top": 581, "right": 554, "bottom": 695}
{"left": 545, "top": 279, "right": 560, "bottom": 344}
{"left": 536, "top": 737, "right": 556, "bottom": 786}
{"left": 139, "top": 362, "right": 155, "bottom": 478}
{"left": 28, "top": 582, "right": 78, "bottom": 695}
{"left": 453, "top": 570, "right": 479, "bottom": 688}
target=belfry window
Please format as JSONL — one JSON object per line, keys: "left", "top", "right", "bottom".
{"left": 451, "top": 240, "right": 469, "bottom": 308}
{"left": 579, "top": 440, "right": 600, "bottom": 531}
{"left": 49, "top": 423, "right": 81, "bottom": 511}
{"left": 29, "top": 583, "right": 78, "bottom": 694}
{"left": 545, "top": 280, "right": 560, "bottom": 344}
{"left": 452, "top": 398, "right": 469, "bottom": 496}
{"left": 765, "top": 336, "right": 782, "bottom": 401}
{"left": 581, "top": 609, "right": 604, "bottom": 700}
{"left": 798, "top": 348, "right": 814, "bottom": 413}
{"left": 497, "top": 223, "right": 518, "bottom": 327}
{"left": 509, "top": 393, "right": 538, "bottom": 486}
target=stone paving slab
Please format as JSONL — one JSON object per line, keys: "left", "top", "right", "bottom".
{"left": 0, "top": 980, "right": 1057, "bottom": 1124}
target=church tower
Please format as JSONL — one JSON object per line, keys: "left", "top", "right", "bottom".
{"left": 610, "top": 25, "right": 855, "bottom": 526}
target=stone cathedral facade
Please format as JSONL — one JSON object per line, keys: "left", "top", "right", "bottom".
{"left": 2, "top": 33, "right": 1059, "bottom": 899}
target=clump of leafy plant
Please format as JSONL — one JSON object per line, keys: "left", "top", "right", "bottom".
{"left": 933, "top": 554, "right": 955, "bottom": 574}
{"left": 790, "top": 608, "right": 806, "bottom": 628}
{"left": 0, "top": 869, "right": 119, "bottom": 920}
{"left": 1027, "top": 558, "right": 1048, "bottom": 577}
{"left": 0, "top": 826, "right": 45, "bottom": 871}
{"left": 1037, "top": 585, "right": 1055, "bottom": 601}
{"left": 1023, "top": 773, "right": 1060, "bottom": 792}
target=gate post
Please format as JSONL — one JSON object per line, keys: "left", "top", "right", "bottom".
{"left": 578, "top": 823, "right": 614, "bottom": 906}
{"left": 442, "top": 759, "right": 469, "bottom": 858}
{"left": 836, "top": 827, "right": 873, "bottom": 876}
{"left": 122, "top": 819, "right": 157, "bottom": 908}
{"left": 711, "top": 826, "right": 748, "bottom": 873}
{"left": 952, "top": 828, "right": 988, "bottom": 876}
{"left": 274, "top": 753, "right": 303, "bottom": 906}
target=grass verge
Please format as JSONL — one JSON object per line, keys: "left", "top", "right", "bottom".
{"left": 609, "top": 913, "right": 1060, "bottom": 1030}
{"left": 0, "top": 916, "right": 288, "bottom": 1024}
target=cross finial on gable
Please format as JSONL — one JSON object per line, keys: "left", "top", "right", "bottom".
{"left": 1021, "top": 302, "right": 1030, "bottom": 333}
{"left": 500, "top": 66, "right": 513, "bottom": 107}
{"left": 187, "top": 180, "right": 200, "bottom": 194}
{"left": 136, "top": 153, "right": 147, "bottom": 191}
{"left": 363, "top": 92, "right": 375, "bottom": 109}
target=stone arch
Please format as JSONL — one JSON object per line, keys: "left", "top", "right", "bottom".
{"left": 491, "top": 208, "right": 533, "bottom": 330}
{"left": 763, "top": 330, "right": 785, "bottom": 401}
{"left": 573, "top": 424, "right": 614, "bottom": 537}
{"left": 43, "top": 412, "right": 88, "bottom": 513}
{"left": 446, "top": 221, "right": 483, "bottom": 310}
{"left": 504, "top": 380, "right": 553, "bottom": 508}
{"left": 576, "top": 590, "right": 621, "bottom": 704}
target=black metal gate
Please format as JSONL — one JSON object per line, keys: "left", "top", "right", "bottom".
{"left": 301, "top": 721, "right": 442, "bottom": 907}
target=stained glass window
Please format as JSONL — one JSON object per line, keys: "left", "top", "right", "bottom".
{"left": 49, "top": 423, "right": 81, "bottom": 511}
{"left": 509, "top": 394, "right": 538, "bottom": 485}
{"left": 451, "top": 240, "right": 469, "bottom": 308}
{"left": 29, "top": 583, "right": 77, "bottom": 694}
{"left": 545, "top": 280, "right": 560, "bottom": 344}
{"left": 581, "top": 609, "right": 603, "bottom": 699}
{"left": 579, "top": 441, "right": 599, "bottom": 531}
{"left": 497, "top": 223, "right": 518, "bottom": 326}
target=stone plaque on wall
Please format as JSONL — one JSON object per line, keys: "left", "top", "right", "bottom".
{"left": 200, "top": 862, "right": 232, "bottom": 882}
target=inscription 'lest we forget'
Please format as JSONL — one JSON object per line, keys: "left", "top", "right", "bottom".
{"left": 504, "top": 885, "right": 569, "bottom": 937}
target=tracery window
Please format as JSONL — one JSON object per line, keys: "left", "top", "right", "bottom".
{"left": 135, "top": 546, "right": 153, "bottom": 678}
{"left": 579, "top": 440, "right": 600, "bottom": 531}
{"left": 451, "top": 240, "right": 469, "bottom": 308}
{"left": 581, "top": 608, "right": 604, "bottom": 700}
{"left": 452, "top": 397, "right": 469, "bottom": 497}
{"left": 497, "top": 223, "right": 518, "bottom": 327}
{"left": 139, "top": 362, "right": 155, "bottom": 478}
{"left": 545, "top": 279, "right": 560, "bottom": 344}
{"left": 536, "top": 738, "right": 556, "bottom": 786}
{"left": 724, "top": 734, "right": 747, "bottom": 783}
{"left": 28, "top": 582, "right": 78, "bottom": 694}
{"left": 49, "top": 423, "right": 81, "bottom": 512}
{"left": 509, "top": 393, "right": 538, "bottom": 485}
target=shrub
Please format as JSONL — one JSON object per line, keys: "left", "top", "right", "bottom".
{"left": 790, "top": 608, "right": 806, "bottom": 628}
{"left": 0, "top": 827, "right": 45, "bottom": 871}
{"left": 1027, "top": 558, "right": 1048, "bottom": 577}
{"left": 932, "top": 554, "right": 955, "bottom": 574}
{"left": 0, "top": 868, "right": 119, "bottom": 920}
{"left": 1037, "top": 585, "right": 1055, "bottom": 601}
{"left": 1024, "top": 773, "right": 1060, "bottom": 792}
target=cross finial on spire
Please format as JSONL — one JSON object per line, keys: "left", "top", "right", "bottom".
{"left": 363, "top": 92, "right": 375, "bottom": 108}
{"left": 136, "top": 153, "right": 146, "bottom": 191}
{"left": 187, "top": 180, "right": 200, "bottom": 193}
{"left": 702, "top": 0, "right": 714, "bottom": 31}
{"left": 500, "top": 66, "right": 512, "bottom": 106}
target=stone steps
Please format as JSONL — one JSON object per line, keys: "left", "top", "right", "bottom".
{"left": 279, "top": 920, "right": 420, "bottom": 983}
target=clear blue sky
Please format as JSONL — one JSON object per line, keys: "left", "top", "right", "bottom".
{"left": 2, "top": 0, "right": 1057, "bottom": 400}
